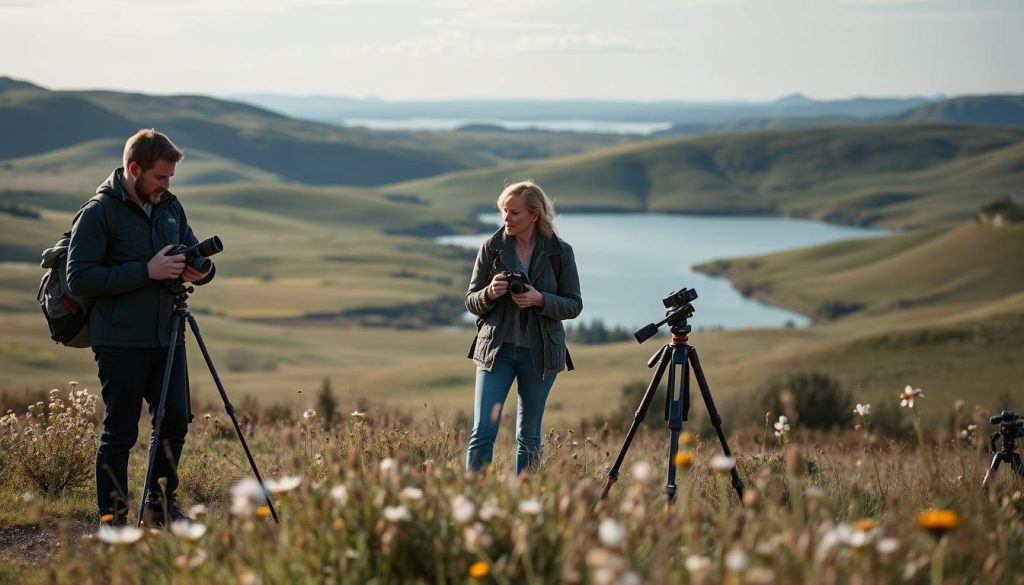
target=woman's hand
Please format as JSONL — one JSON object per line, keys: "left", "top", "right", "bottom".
{"left": 485, "top": 272, "right": 509, "bottom": 301}
{"left": 511, "top": 284, "right": 544, "bottom": 309}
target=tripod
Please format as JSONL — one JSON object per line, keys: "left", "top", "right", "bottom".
{"left": 600, "top": 301, "right": 744, "bottom": 503}
{"left": 138, "top": 282, "right": 279, "bottom": 526}
{"left": 981, "top": 429, "right": 1024, "bottom": 488}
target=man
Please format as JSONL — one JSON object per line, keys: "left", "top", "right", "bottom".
{"left": 67, "top": 129, "right": 214, "bottom": 525}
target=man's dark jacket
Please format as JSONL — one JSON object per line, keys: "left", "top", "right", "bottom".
{"left": 67, "top": 168, "right": 214, "bottom": 347}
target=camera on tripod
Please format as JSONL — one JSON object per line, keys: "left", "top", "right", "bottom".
{"left": 634, "top": 287, "right": 699, "bottom": 344}
{"left": 166, "top": 235, "right": 223, "bottom": 274}
{"left": 990, "top": 410, "right": 1024, "bottom": 439}
{"left": 502, "top": 270, "right": 531, "bottom": 294}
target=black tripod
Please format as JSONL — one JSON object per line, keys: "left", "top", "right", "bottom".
{"left": 601, "top": 289, "right": 744, "bottom": 503}
{"left": 138, "top": 283, "right": 279, "bottom": 526}
{"left": 982, "top": 410, "right": 1024, "bottom": 488}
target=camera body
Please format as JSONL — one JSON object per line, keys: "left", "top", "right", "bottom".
{"left": 166, "top": 235, "right": 223, "bottom": 275}
{"left": 990, "top": 410, "right": 1024, "bottom": 439}
{"left": 663, "top": 287, "right": 698, "bottom": 309}
{"left": 503, "top": 270, "right": 531, "bottom": 295}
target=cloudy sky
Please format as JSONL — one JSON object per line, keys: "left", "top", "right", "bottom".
{"left": 1, "top": 0, "right": 1021, "bottom": 100}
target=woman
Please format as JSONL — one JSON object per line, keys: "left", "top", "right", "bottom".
{"left": 465, "top": 180, "right": 583, "bottom": 474}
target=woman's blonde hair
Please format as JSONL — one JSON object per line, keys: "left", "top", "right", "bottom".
{"left": 496, "top": 180, "right": 556, "bottom": 238}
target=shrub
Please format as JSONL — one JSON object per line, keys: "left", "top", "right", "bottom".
{"left": 755, "top": 371, "right": 854, "bottom": 431}
{"left": 0, "top": 383, "right": 98, "bottom": 495}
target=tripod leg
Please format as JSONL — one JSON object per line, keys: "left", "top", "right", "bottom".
{"left": 982, "top": 453, "right": 1001, "bottom": 489}
{"left": 1014, "top": 453, "right": 1024, "bottom": 481}
{"left": 664, "top": 347, "right": 688, "bottom": 504}
{"left": 186, "top": 315, "right": 279, "bottom": 523}
{"left": 600, "top": 345, "right": 672, "bottom": 500}
{"left": 687, "top": 346, "right": 744, "bottom": 501}
{"left": 137, "top": 313, "right": 181, "bottom": 527}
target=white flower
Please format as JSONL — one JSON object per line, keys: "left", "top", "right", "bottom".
{"left": 170, "top": 520, "right": 207, "bottom": 542}
{"left": 463, "top": 522, "right": 492, "bottom": 553}
{"left": 231, "top": 478, "right": 267, "bottom": 516}
{"left": 96, "top": 525, "right": 144, "bottom": 545}
{"left": 876, "top": 537, "right": 900, "bottom": 555}
{"left": 302, "top": 408, "right": 317, "bottom": 420}
{"left": 773, "top": 415, "right": 791, "bottom": 437}
{"left": 685, "top": 555, "right": 711, "bottom": 575}
{"left": 188, "top": 504, "right": 207, "bottom": 519}
{"left": 264, "top": 475, "right": 302, "bottom": 494}
{"left": 350, "top": 410, "right": 366, "bottom": 418}
{"left": 899, "top": 385, "right": 924, "bottom": 408}
{"left": 725, "top": 548, "right": 749, "bottom": 573}
{"left": 598, "top": 518, "right": 626, "bottom": 547}
{"left": 330, "top": 485, "right": 349, "bottom": 506}
{"left": 519, "top": 499, "right": 542, "bottom": 516}
{"left": 21, "top": 492, "right": 34, "bottom": 504}
{"left": 383, "top": 505, "right": 411, "bottom": 522}
{"left": 630, "top": 461, "right": 652, "bottom": 485}
{"left": 399, "top": 487, "right": 424, "bottom": 502}
{"left": 379, "top": 458, "right": 397, "bottom": 474}
{"left": 710, "top": 455, "right": 737, "bottom": 472}
{"left": 479, "top": 499, "right": 503, "bottom": 521}
{"left": 854, "top": 403, "right": 871, "bottom": 416}
{"left": 451, "top": 495, "right": 476, "bottom": 524}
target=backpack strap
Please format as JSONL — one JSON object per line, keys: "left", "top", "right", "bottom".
{"left": 88, "top": 192, "right": 118, "bottom": 247}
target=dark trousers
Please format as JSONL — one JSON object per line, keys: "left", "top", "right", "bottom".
{"left": 93, "top": 345, "right": 190, "bottom": 517}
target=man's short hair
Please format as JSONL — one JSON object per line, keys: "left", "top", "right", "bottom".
{"left": 123, "top": 129, "right": 184, "bottom": 170}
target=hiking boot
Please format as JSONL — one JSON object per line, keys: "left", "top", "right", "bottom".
{"left": 142, "top": 497, "right": 188, "bottom": 527}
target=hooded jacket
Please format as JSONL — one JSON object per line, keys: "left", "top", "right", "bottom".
{"left": 67, "top": 168, "right": 215, "bottom": 348}
{"left": 465, "top": 228, "right": 583, "bottom": 378}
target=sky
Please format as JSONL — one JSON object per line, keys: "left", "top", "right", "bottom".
{"left": 1, "top": 0, "right": 1022, "bottom": 101}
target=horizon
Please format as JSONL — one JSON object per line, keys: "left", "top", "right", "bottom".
{"left": 1, "top": 0, "right": 1021, "bottom": 101}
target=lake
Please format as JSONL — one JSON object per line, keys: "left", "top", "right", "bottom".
{"left": 438, "top": 214, "right": 890, "bottom": 331}
{"left": 343, "top": 118, "right": 672, "bottom": 135}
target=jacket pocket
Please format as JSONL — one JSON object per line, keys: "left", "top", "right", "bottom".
{"left": 544, "top": 324, "right": 566, "bottom": 372}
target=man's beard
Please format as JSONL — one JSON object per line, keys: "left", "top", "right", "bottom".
{"left": 134, "top": 175, "right": 164, "bottom": 204}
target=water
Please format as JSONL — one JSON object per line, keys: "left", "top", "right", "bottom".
{"left": 438, "top": 213, "right": 890, "bottom": 331}
{"left": 343, "top": 118, "right": 672, "bottom": 135}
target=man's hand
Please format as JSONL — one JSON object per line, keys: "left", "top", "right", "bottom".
{"left": 148, "top": 245, "right": 185, "bottom": 280}
{"left": 511, "top": 285, "right": 544, "bottom": 309}
{"left": 485, "top": 273, "right": 509, "bottom": 302}
{"left": 182, "top": 264, "right": 211, "bottom": 283}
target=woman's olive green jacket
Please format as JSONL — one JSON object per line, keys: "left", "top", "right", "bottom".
{"left": 465, "top": 228, "right": 583, "bottom": 379}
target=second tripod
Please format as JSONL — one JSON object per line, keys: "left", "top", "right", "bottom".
{"left": 601, "top": 288, "right": 744, "bottom": 504}
{"left": 138, "top": 283, "right": 279, "bottom": 526}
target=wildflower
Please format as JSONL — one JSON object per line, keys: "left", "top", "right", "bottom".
{"left": 231, "top": 478, "right": 267, "bottom": 516}
{"left": 237, "top": 568, "right": 260, "bottom": 585}
{"left": 960, "top": 424, "right": 977, "bottom": 440}
{"left": 853, "top": 403, "right": 871, "bottom": 416}
{"left": 853, "top": 518, "right": 877, "bottom": 532}
{"left": 350, "top": 410, "right": 366, "bottom": 418}
{"left": 679, "top": 431, "right": 697, "bottom": 446}
{"left": 330, "top": 485, "right": 349, "bottom": 506}
{"left": 384, "top": 505, "right": 411, "bottom": 522}
{"left": 674, "top": 451, "right": 694, "bottom": 468}
{"left": 630, "top": 461, "right": 652, "bottom": 485}
{"left": 724, "top": 548, "right": 749, "bottom": 573}
{"left": 255, "top": 505, "right": 272, "bottom": 519}
{"left": 916, "top": 509, "right": 960, "bottom": 537}
{"left": 96, "top": 525, "right": 144, "bottom": 546}
{"left": 519, "top": 499, "right": 542, "bottom": 516}
{"left": 452, "top": 495, "right": 476, "bottom": 524}
{"left": 302, "top": 408, "right": 317, "bottom": 420}
{"left": 379, "top": 458, "right": 397, "bottom": 474}
{"left": 189, "top": 504, "right": 208, "bottom": 519}
{"left": 710, "top": 454, "right": 737, "bottom": 473}
{"left": 773, "top": 415, "right": 791, "bottom": 438}
{"left": 22, "top": 492, "right": 34, "bottom": 504}
{"left": 899, "top": 385, "right": 924, "bottom": 408}
{"left": 99, "top": 513, "right": 115, "bottom": 524}
{"left": 264, "top": 475, "right": 302, "bottom": 494}
{"left": 463, "top": 522, "right": 492, "bottom": 553}
{"left": 469, "top": 561, "right": 490, "bottom": 579}
{"left": 399, "top": 487, "right": 424, "bottom": 502}
{"left": 876, "top": 537, "right": 900, "bottom": 555}
{"left": 170, "top": 520, "right": 207, "bottom": 542}
{"left": 479, "top": 499, "right": 503, "bottom": 520}
{"left": 685, "top": 555, "right": 711, "bottom": 576}
{"left": 598, "top": 518, "right": 626, "bottom": 547}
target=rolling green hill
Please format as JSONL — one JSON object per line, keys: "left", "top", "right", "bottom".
{"left": 896, "top": 95, "right": 1024, "bottom": 126}
{"left": 383, "top": 124, "right": 1024, "bottom": 228}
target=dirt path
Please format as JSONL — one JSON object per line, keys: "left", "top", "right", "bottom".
{"left": 0, "top": 520, "right": 94, "bottom": 566}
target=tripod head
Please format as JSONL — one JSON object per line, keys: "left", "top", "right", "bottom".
{"left": 634, "top": 287, "right": 698, "bottom": 344}
{"left": 989, "top": 409, "right": 1023, "bottom": 453}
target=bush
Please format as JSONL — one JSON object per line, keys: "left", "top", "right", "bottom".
{"left": 0, "top": 383, "right": 98, "bottom": 495}
{"left": 755, "top": 371, "right": 854, "bottom": 431}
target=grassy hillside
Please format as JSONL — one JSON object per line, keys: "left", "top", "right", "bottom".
{"left": 384, "top": 124, "right": 1024, "bottom": 228}
{"left": 695, "top": 223, "right": 1024, "bottom": 320}
{"left": 896, "top": 94, "right": 1024, "bottom": 126}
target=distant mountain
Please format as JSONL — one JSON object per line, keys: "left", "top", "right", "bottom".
{"left": 231, "top": 94, "right": 932, "bottom": 125}
{"left": 652, "top": 115, "right": 863, "bottom": 137}
{"left": 895, "top": 95, "right": 1024, "bottom": 126}
{"left": 0, "top": 76, "right": 43, "bottom": 91}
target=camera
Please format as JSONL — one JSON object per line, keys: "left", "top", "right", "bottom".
{"left": 634, "top": 286, "right": 699, "bottom": 344}
{"left": 166, "top": 235, "right": 223, "bottom": 274}
{"left": 503, "top": 270, "right": 531, "bottom": 295}
{"left": 663, "top": 287, "right": 698, "bottom": 309}
{"left": 990, "top": 410, "right": 1024, "bottom": 438}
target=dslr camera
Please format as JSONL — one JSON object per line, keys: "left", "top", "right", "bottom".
{"left": 166, "top": 235, "right": 223, "bottom": 275}
{"left": 990, "top": 410, "right": 1024, "bottom": 440}
{"left": 502, "top": 270, "right": 531, "bottom": 295}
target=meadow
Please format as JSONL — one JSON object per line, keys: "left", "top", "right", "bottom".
{"left": 0, "top": 381, "right": 1022, "bottom": 584}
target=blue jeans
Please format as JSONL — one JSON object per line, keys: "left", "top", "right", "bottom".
{"left": 466, "top": 343, "right": 557, "bottom": 475}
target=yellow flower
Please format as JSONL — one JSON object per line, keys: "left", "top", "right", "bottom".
{"left": 853, "top": 518, "right": 876, "bottom": 532}
{"left": 916, "top": 509, "right": 960, "bottom": 536}
{"left": 469, "top": 561, "right": 490, "bottom": 578}
{"left": 255, "top": 505, "right": 272, "bottom": 519}
{"left": 679, "top": 431, "right": 697, "bottom": 447}
{"left": 674, "top": 451, "right": 694, "bottom": 468}
{"left": 99, "top": 513, "right": 115, "bottom": 524}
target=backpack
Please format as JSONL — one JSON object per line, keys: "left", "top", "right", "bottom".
{"left": 37, "top": 193, "right": 117, "bottom": 347}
